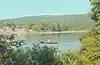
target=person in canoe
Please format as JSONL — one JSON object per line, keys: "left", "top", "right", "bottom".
{"left": 47, "top": 36, "right": 51, "bottom": 43}
{"left": 47, "top": 39, "right": 51, "bottom": 42}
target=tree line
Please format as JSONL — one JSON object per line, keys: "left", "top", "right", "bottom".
{"left": 0, "top": 21, "right": 88, "bottom": 32}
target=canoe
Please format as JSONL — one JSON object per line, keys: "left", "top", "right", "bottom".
{"left": 40, "top": 41, "right": 57, "bottom": 44}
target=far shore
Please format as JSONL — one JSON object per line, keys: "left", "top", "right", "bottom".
{"left": 0, "top": 29, "right": 89, "bottom": 36}
{"left": 32, "top": 30, "right": 89, "bottom": 34}
{"left": 24, "top": 30, "right": 89, "bottom": 35}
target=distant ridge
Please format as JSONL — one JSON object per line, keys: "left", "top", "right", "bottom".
{"left": 3, "top": 14, "right": 94, "bottom": 28}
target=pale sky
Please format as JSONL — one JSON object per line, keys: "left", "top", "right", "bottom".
{"left": 0, "top": 0, "right": 90, "bottom": 19}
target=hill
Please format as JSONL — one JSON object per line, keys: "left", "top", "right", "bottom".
{"left": 3, "top": 14, "right": 94, "bottom": 28}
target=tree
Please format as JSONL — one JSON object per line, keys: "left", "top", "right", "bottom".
{"left": 40, "top": 23, "right": 48, "bottom": 32}
{"left": 0, "top": 20, "right": 5, "bottom": 29}
{"left": 51, "top": 24, "right": 56, "bottom": 31}
{"left": 56, "top": 22, "right": 61, "bottom": 32}
{"left": 31, "top": 25, "right": 40, "bottom": 31}
{"left": 0, "top": 34, "right": 26, "bottom": 65}
{"left": 79, "top": 0, "right": 100, "bottom": 65}
{"left": 30, "top": 44, "right": 59, "bottom": 65}
{"left": 24, "top": 22, "right": 34, "bottom": 31}
{"left": 62, "top": 23, "right": 69, "bottom": 31}
{"left": 10, "top": 23, "right": 16, "bottom": 31}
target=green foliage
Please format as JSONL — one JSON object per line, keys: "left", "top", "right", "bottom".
{"left": 0, "top": 34, "right": 62, "bottom": 65}
{"left": 23, "top": 22, "right": 70, "bottom": 32}
{"left": 0, "top": 34, "right": 26, "bottom": 65}
{"left": 78, "top": 0, "right": 100, "bottom": 65}
{"left": 0, "top": 20, "right": 6, "bottom": 29}
{"left": 23, "top": 22, "right": 91, "bottom": 32}
{"left": 56, "top": 22, "right": 61, "bottom": 32}
{"left": 61, "top": 52, "right": 76, "bottom": 65}
{"left": 0, "top": 19, "right": 92, "bottom": 32}
{"left": 30, "top": 44, "right": 59, "bottom": 65}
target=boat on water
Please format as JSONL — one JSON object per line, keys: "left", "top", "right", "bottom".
{"left": 40, "top": 41, "right": 57, "bottom": 44}
{"left": 40, "top": 39, "right": 57, "bottom": 44}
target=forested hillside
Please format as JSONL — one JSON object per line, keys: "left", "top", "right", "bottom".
{"left": 1, "top": 14, "right": 94, "bottom": 31}
{"left": 3, "top": 14, "right": 94, "bottom": 27}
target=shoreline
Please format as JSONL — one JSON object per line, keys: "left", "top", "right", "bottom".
{"left": 40, "top": 31, "right": 88, "bottom": 34}
{"left": 0, "top": 30, "right": 89, "bottom": 36}
{"left": 26, "top": 30, "right": 89, "bottom": 35}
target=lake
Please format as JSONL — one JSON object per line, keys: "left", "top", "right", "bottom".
{"left": 16, "top": 33, "right": 86, "bottom": 52}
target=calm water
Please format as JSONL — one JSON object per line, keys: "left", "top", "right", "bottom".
{"left": 16, "top": 33, "right": 86, "bottom": 52}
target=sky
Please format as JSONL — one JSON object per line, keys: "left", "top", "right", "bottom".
{"left": 0, "top": 0, "right": 90, "bottom": 19}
